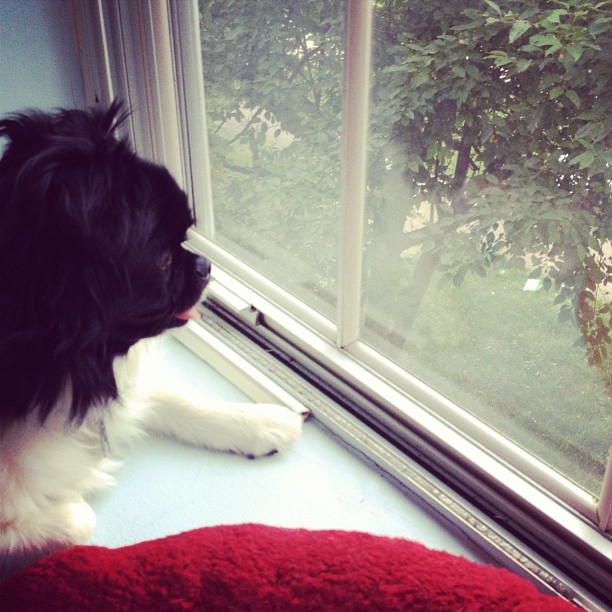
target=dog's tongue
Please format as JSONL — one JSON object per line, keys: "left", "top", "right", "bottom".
{"left": 175, "top": 305, "right": 201, "bottom": 321}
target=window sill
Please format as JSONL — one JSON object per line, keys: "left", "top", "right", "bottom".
{"left": 86, "top": 334, "right": 491, "bottom": 565}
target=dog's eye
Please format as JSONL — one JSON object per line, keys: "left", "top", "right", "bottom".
{"left": 159, "top": 251, "right": 173, "bottom": 272}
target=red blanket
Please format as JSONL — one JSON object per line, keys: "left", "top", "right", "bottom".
{"left": 0, "top": 524, "right": 575, "bottom": 611}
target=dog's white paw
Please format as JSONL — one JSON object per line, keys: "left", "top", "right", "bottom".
{"left": 229, "top": 404, "right": 305, "bottom": 458}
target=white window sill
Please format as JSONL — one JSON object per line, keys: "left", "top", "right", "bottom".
{"left": 86, "top": 334, "right": 492, "bottom": 564}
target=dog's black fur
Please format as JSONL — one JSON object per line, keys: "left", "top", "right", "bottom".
{"left": 0, "top": 101, "right": 210, "bottom": 427}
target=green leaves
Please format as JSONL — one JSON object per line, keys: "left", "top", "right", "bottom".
{"left": 529, "top": 33, "right": 563, "bottom": 55}
{"left": 548, "top": 87, "right": 581, "bottom": 108}
{"left": 509, "top": 20, "right": 530, "bottom": 43}
{"left": 411, "top": 71, "right": 430, "bottom": 88}
{"left": 569, "top": 150, "right": 595, "bottom": 170}
{"left": 548, "top": 85, "right": 564, "bottom": 100}
{"left": 564, "top": 89, "right": 581, "bottom": 108}
{"left": 566, "top": 43, "right": 585, "bottom": 61}
{"left": 483, "top": 0, "right": 501, "bottom": 15}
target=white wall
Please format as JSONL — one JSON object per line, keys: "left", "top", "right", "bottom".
{"left": 0, "top": 0, "right": 84, "bottom": 116}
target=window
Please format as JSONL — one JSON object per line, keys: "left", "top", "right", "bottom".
{"left": 71, "top": 0, "right": 611, "bottom": 606}
{"left": 190, "top": 0, "right": 611, "bottom": 508}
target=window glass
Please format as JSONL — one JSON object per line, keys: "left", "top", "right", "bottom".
{"left": 362, "top": 0, "right": 611, "bottom": 495}
{"left": 199, "top": 0, "right": 611, "bottom": 497}
{"left": 199, "top": 0, "right": 344, "bottom": 319}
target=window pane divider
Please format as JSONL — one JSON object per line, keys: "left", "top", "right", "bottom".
{"left": 598, "top": 446, "right": 612, "bottom": 531}
{"left": 66, "top": 0, "right": 114, "bottom": 108}
{"left": 337, "top": 0, "right": 372, "bottom": 349}
{"left": 170, "top": 0, "right": 216, "bottom": 238}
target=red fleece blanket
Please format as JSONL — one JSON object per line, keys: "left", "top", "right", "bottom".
{"left": 0, "top": 524, "right": 575, "bottom": 611}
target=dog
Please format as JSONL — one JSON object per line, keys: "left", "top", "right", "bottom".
{"left": 0, "top": 102, "right": 304, "bottom": 575}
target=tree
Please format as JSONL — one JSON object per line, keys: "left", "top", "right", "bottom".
{"left": 199, "top": 0, "right": 612, "bottom": 371}
{"left": 199, "top": 0, "right": 344, "bottom": 295}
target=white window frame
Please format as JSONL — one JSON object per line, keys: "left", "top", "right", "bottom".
{"left": 68, "top": 0, "right": 612, "bottom": 607}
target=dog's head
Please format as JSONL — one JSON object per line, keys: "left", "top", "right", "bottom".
{"left": 0, "top": 101, "right": 210, "bottom": 426}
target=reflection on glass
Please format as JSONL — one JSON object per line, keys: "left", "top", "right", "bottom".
{"left": 363, "top": 0, "right": 611, "bottom": 495}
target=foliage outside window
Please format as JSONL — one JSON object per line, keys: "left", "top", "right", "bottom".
{"left": 198, "top": 0, "right": 611, "bottom": 497}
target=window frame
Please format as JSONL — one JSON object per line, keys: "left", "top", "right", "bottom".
{"left": 69, "top": 0, "right": 612, "bottom": 606}
{"left": 170, "top": 0, "right": 611, "bottom": 530}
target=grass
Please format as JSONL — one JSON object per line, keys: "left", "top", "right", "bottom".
{"left": 393, "top": 265, "right": 611, "bottom": 495}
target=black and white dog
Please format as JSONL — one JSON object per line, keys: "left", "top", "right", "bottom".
{"left": 0, "top": 103, "right": 303, "bottom": 569}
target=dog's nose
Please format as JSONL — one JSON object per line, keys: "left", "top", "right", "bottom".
{"left": 196, "top": 257, "right": 211, "bottom": 279}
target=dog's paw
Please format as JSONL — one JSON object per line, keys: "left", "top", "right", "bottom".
{"left": 229, "top": 404, "right": 305, "bottom": 458}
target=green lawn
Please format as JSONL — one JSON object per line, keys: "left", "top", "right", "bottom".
{"left": 395, "top": 265, "right": 611, "bottom": 495}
